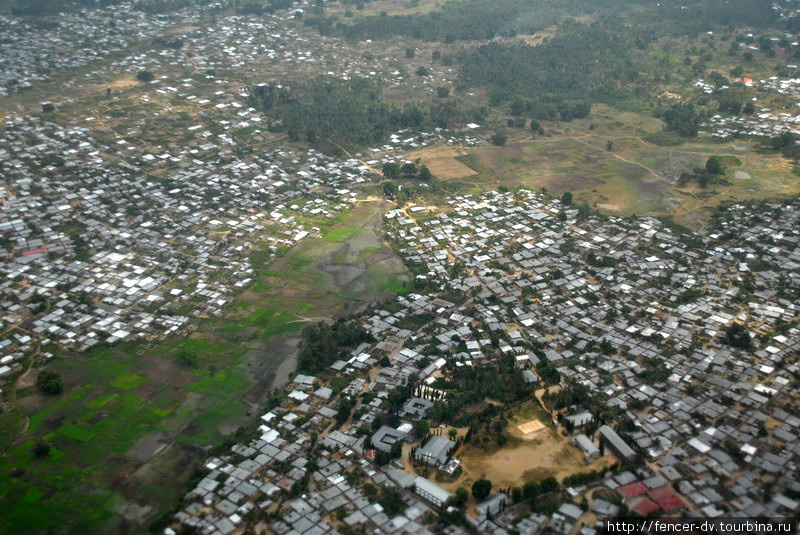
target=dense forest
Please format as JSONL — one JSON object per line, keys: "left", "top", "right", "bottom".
{"left": 457, "top": 20, "right": 649, "bottom": 120}
{"left": 248, "top": 77, "right": 484, "bottom": 152}
{"left": 312, "top": 0, "right": 780, "bottom": 43}
{"left": 634, "top": 0, "right": 779, "bottom": 36}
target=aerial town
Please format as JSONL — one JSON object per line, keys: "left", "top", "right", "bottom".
{"left": 164, "top": 191, "right": 799, "bottom": 535}
{"left": 0, "top": 0, "right": 798, "bottom": 534}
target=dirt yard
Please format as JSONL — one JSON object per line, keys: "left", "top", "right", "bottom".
{"left": 441, "top": 401, "right": 613, "bottom": 491}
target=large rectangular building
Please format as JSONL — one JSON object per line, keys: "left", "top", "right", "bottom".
{"left": 599, "top": 425, "right": 638, "bottom": 464}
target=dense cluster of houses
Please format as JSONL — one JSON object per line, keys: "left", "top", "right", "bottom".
{"left": 695, "top": 72, "right": 800, "bottom": 140}
{"left": 168, "top": 190, "right": 799, "bottom": 535}
{"left": 0, "top": 1, "right": 215, "bottom": 96}
{"left": 0, "top": 0, "right": 488, "bottom": 390}
{"left": 0, "top": 98, "right": 377, "bottom": 383}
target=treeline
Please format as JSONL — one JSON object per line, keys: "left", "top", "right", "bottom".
{"left": 634, "top": 0, "right": 779, "bottom": 35}
{"left": 319, "top": 0, "right": 653, "bottom": 43}
{"left": 334, "top": 0, "right": 563, "bottom": 42}
{"left": 457, "top": 20, "right": 651, "bottom": 120}
{"left": 297, "top": 319, "right": 375, "bottom": 373}
{"left": 235, "top": 0, "right": 293, "bottom": 15}
{"left": 426, "top": 357, "right": 534, "bottom": 425}
{"left": 248, "top": 77, "right": 483, "bottom": 152}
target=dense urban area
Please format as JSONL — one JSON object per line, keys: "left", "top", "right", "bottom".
{"left": 0, "top": 0, "right": 798, "bottom": 534}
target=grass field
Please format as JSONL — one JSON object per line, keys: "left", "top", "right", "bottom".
{"left": 0, "top": 200, "right": 408, "bottom": 535}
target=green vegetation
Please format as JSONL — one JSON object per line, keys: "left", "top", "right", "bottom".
{"left": 332, "top": 0, "right": 565, "bottom": 41}
{"left": 297, "top": 319, "right": 375, "bottom": 373}
{"left": 471, "top": 479, "right": 493, "bottom": 500}
{"left": 248, "top": 77, "right": 485, "bottom": 152}
{"left": 36, "top": 370, "right": 63, "bottom": 395}
{"left": 723, "top": 322, "right": 753, "bottom": 350}
{"left": 0, "top": 201, "right": 408, "bottom": 534}
{"left": 458, "top": 21, "right": 642, "bottom": 120}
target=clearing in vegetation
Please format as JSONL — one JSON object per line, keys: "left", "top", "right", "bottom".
{"left": 411, "top": 105, "right": 800, "bottom": 224}
{"left": 443, "top": 401, "right": 613, "bottom": 492}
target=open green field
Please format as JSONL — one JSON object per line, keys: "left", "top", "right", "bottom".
{"left": 0, "top": 200, "right": 408, "bottom": 535}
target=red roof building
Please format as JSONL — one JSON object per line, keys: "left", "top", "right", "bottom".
{"left": 648, "top": 485, "right": 686, "bottom": 513}
{"left": 617, "top": 481, "right": 648, "bottom": 499}
{"left": 631, "top": 497, "right": 660, "bottom": 517}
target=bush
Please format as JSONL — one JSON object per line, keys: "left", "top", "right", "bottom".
{"left": 136, "top": 70, "right": 155, "bottom": 83}
{"left": 33, "top": 442, "right": 51, "bottom": 457}
{"left": 36, "top": 370, "right": 63, "bottom": 395}
{"left": 472, "top": 479, "right": 492, "bottom": 500}
{"left": 490, "top": 132, "right": 507, "bottom": 146}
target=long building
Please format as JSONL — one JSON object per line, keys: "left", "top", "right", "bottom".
{"left": 599, "top": 425, "right": 638, "bottom": 464}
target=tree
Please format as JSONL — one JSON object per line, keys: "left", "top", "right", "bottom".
{"left": 390, "top": 441, "right": 403, "bottom": 459}
{"left": 522, "top": 480, "right": 540, "bottom": 500}
{"left": 382, "top": 162, "right": 401, "bottom": 178}
{"left": 472, "top": 479, "right": 492, "bottom": 500}
{"left": 401, "top": 162, "right": 417, "bottom": 176}
{"left": 490, "top": 132, "right": 507, "bottom": 146}
{"left": 405, "top": 48, "right": 416, "bottom": 58}
{"left": 606, "top": 140, "right": 614, "bottom": 151}
{"left": 723, "top": 322, "right": 752, "bottom": 350}
{"left": 561, "top": 191, "right": 573, "bottom": 206}
{"left": 416, "top": 66, "right": 429, "bottom": 77}
{"left": 418, "top": 165, "right": 433, "bottom": 181}
{"left": 540, "top": 476, "right": 559, "bottom": 493}
{"left": 706, "top": 156, "right": 724, "bottom": 174}
{"left": 37, "top": 370, "right": 63, "bottom": 395}
{"left": 136, "top": 70, "right": 155, "bottom": 83}
{"left": 33, "top": 442, "right": 51, "bottom": 458}
{"left": 412, "top": 419, "right": 430, "bottom": 438}
{"left": 558, "top": 211, "right": 568, "bottom": 222}
{"left": 41, "top": 102, "right": 55, "bottom": 113}
{"left": 336, "top": 397, "right": 354, "bottom": 423}
{"left": 436, "top": 86, "right": 450, "bottom": 98}
{"left": 455, "top": 487, "right": 469, "bottom": 508}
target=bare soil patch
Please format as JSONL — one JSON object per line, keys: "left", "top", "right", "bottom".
{"left": 408, "top": 145, "right": 478, "bottom": 180}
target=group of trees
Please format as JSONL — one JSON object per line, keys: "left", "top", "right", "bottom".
{"left": 297, "top": 318, "right": 375, "bottom": 373}
{"left": 722, "top": 322, "right": 753, "bottom": 350}
{"left": 248, "top": 77, "right": 481, "bottom": 153}
{"left": 457, "top": 21, "right": 648, "bottom": 121}
{"left": 382, "top": 161, "right": 432, "bottom": 181}
{"left": 677, "top": 156, "right": 729, "bottom": 188}
{"left": 333, "top": 0, "right": 564, "bottom": 42}
{"left": 661, "top": 103, "right": 702, "bottom": 138}
{"left": 422, "top": 357, "right": 534, "bottom": 426}
{"left": 37, "top": 370, "right": 64, "bottom": 394}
